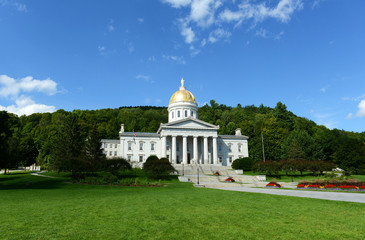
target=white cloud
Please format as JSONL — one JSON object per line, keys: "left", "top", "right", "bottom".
{"left": 137, "top": 18, "right": 144, "bottom": 23}
{"left": 107, "top": 19, "right": 115, "bottom": 32}
{"left": 0, "top": 75, "right": 57, "bottom": 97}
{"left": 179, "top": 19, "right": 195, "bottom": 43}
{"left": 162, "top": 55, "right": 186, "bottom": 64}
{"left": 163, "top": 0, "right": 302, "bottom": 48}
{"left": 0, "top": 74, "right": 58, "bottom": 116}
{"left": 162, "top": 0, "right": 191, "bottom": 8}
{"left": 219, "top": 0, "right": 303, "bottom": 24}
{"left": 356, "top": 100, "right": 365, "bottom": 117}
{"left": 136, "top": 74, "right": 154, "bottom": 83}
{"left": 0, "top": 95, "right": 56, "bottom": 116}
{"left": 0, "top": 0, "right": 26, "bottom": 12}
{"left": 346, "top": 113, "right": 353, "bottom": 119}
{"left": 208, "top": 28, "right": 231, "bottom": 43}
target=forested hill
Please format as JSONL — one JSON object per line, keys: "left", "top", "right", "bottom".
{"left": 1, "top": 100, "right": 364, "bottom": 173}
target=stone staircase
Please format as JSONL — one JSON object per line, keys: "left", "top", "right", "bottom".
{"left": 174, "top": 164, "right": 265, "bottom": 187}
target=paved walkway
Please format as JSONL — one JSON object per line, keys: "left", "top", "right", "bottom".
{"left": 206, "top": 186, "right": 365, "bottom": 203}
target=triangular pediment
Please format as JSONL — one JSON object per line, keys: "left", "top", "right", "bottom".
{"left": 157, "top": 117, "right": 218, "bottom": 133}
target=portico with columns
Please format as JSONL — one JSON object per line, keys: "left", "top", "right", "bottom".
{"left": 101, "top": 78, "right": 249, "bottom": 167}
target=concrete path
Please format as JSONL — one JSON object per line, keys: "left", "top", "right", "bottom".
{"left": 206, "top": 186, "right": 365, "bottom": 203}
{"left": 30, "top": 171, "right": 59, "bottom": 178}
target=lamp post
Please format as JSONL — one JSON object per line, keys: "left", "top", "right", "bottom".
{"left": 197, "top": 167, "right": 200, "bottom": 184}
{"left": 182, "top": 163, "right": 184, "bottom": 176}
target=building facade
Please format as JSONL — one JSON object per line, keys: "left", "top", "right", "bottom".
{"left": 102, "top": 79, "right": 249, "bottom": 166}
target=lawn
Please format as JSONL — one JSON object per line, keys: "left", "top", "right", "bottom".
{"left": 0, "top": 172, "right": 364, "bottom": 240}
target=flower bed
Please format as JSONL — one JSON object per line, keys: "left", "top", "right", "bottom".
{"left": 266, "top": 182, "right": 282, "bottom": 188}
{"left": 225, "top": 177, "right": 235, "bottom": 182}
{"left": 297, "top": 180, "right": 365, "bottom": 192}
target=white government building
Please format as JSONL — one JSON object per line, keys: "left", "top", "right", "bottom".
{"left": 101, "top": 79, "right": 249, "bottom": 167}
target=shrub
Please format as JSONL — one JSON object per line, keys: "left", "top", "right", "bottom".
{"left": 104, "top": 157, "right": 132, "bottom": 176}
{"left": 143, "top": 156, "right": 175, "bottom": 179}
{"left": 231, "top": 157, "right": 255, "bottom": 171}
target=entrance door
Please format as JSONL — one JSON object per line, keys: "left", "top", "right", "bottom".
{"left": 187, "top": 153, "right": 191, "bottom": 164}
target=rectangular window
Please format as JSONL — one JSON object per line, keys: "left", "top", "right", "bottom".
{"left": 139, "top": 142, "right": 143, "bottom": 151}
{"left": 127, "top": 155, "right": 132, "bottom": 161}
{"left": 229, "top": 157, "right": 233, "bottom": 163}
{"left": 178, "top": 111, "right": 180, "bottom": 117}
{"left": 191, "top": 110, "right": 193, "bottom": 116}
{"left": 128, "top": 143, "right": 132, "bottom": 151}
{"left": 185, "top": 110, "right": 187, "bottom": 117}
{"left": 151, "top": 143, "right": 155, "bottom": 151}
{"left": 115, "top": 144, "right": 117, "bottom": 148}
{"left": 219, "top": 156, "right": 222, "bottom": 163}
{"left": 114, "top": 151, "right": 117, "bottom": 156}
{"left": 228, "top": 144, "right": 232, "bottom": 152}
{"left": 238, "top": 145, "right": 242, "bottom": 152}
{"left": 139, "top": 156, "right": 143, "bottom": 162}
{"left": 109, "top": 144, "right": 112, "bottom": 148}
{"left": 109, "top": 151, "right": 112, "bottom": 156}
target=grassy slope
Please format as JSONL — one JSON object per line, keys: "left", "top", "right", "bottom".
{"left": 0, "top": 173, "right": 364, "bottom": 240}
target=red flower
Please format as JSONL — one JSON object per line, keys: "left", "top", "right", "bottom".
{"left": 324, "top": 184, "right": 336, "bottom": 188}
{"left": 297, "top": 184, "right": 305, "bottom": 188}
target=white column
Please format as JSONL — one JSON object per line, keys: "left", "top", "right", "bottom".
{"left": 193, "top": 136, "right": 198, "bottom": 164}
{"left": 204, "top": 137, "right": 208, "bottom": 164}
{"left": 213, "top": 137, "right": 218, "bottom": 165}
{"left": 161, "top": 136, "right": 167, "bottom": 158}
{"left": 172, "top": 136, "right": 177, "bottom": 164}
{"left": 183, "top": 136, "right": 187, "bottom": 164}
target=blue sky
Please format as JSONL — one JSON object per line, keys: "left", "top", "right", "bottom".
{"left": 0, "top": 0, "right": 364, "bottom": 132}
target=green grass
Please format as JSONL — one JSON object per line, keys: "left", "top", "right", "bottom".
{"left": 1, "top": 173, "right": 364, "bottom": 240}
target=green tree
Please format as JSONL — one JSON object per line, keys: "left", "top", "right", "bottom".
{"left": 83, "top": 126, "right": 106, "bottom": 172}
{"left": 50, "top": 114, "right": 84, "bottom": 173}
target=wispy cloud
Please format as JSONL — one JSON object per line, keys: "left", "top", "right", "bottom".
{"left": 136, "top": 74, "right": 155, "bottom": 83}
{"left": 107, "top": 19, "right": 115, "bottom": 32}
{"left": 0, "top": 0, "right": 27, "bottom": 12}
{"left": 137, "top": 18, "right": 144, "bottom": 23}
{"left": 98, "top": 45, "right": 115, "bottom": 56}
{"left": 162, "top": 54, "right": 186, "bottom": 64}
{"left": 162, "top": 0, "right": 303, "bottom": 52}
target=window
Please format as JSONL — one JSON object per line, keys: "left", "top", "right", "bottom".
{"left": 139, "top": 156, "right": 143, "bottom": 162}
{"left": 185, "top": 110, "right": 187, "bottom": 117}
{"left": 109, "top": 144, "right": 112, "bottom": 148}
{"left": 229, "top": 156, "right": 233, "bottom": 163}
{"left": 228, "top": 144, "right": 232, "bottom": 152}
{"left": 114, "top": 151, "right": 117, "bottom": 156}
{"left": 178, "top": 111, "right": 180, "bottom": 117}
{"left": 139, "top": 142, "right": 143, "bottom": 151}
{"left": 128, "top": 142, "right": 132, "bottom": 151}
{"left": 151, "top": 143, "right": 155, "bottom": 151}
{"left": 238, "top": 144, "right": 242, "bottom": 153}
{"left": 191, "top": 110, "right": 193, "bottom": 116}
{"left": 166, "top": 145, "right": 169, "bottom": 151}
{"left": 172, "top": 112, "right": 174, "bottom": 119}
{"left": 127, "top": 155, "right": 132, "bottom": 161}
{"left": 115, "top": 144, "right": 117, "bottom": 148}
{"left": 109, "top": 151, "right": 112, "bottom": 156}
{"left": 219, "top": 156, "right": 222, "bottom": 163}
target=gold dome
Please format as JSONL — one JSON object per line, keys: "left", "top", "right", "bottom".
{"left": 169, "top": 78, "right": 196, "bottom": 104}
{"left": 169, "top": 89, "right": 196, "bottom": 104}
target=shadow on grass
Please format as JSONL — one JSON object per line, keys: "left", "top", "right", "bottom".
{"left": 0, "top": 173, "right": 66, "bottom": 190}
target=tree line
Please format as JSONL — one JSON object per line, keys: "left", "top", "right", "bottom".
{"left": 0, "top": 100, "right": 364, "bottom": 174}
